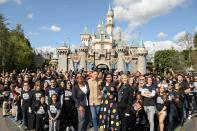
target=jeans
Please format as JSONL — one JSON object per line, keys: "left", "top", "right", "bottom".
{"left": 90, "top": 105, "right": 100, "bottom": 131}
{"left": 144, "top": 106, "right": 156, "bottom": 131}
{"left": 49, "top": 119, "right": 60, "bottom": 131}
{"left": 77, "top": 106, "right": 89, "bottom": 131}
{"left": 21, "top": 106, "right": 28, "bottom": 127}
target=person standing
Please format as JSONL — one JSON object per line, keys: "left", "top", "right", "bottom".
{"left": 99, "top": 73, "right": 120, "bottom": 131}
{"left": 45, "top": 78, "right": 62, "bottom": 105}
{"left": 88, "top": 70, "right": 102, "bottom": 131}
{"left": 48, "top": 94, "right": 61, "bottom": 131}
{"left": 21, "top": 82, "right": 32, "bottom": 130}
{"left": 61, "top": 80, "right": 76, "bottom": 130}
{"left": 156, "top": 84, "right": 168, "bottom": 131}
{"left": 117, "top": 74, "right": 133, "bottom": 131}
{"left": 35, "top": 96, "right": 48, "bottom": 131}
{"left": 141, "top": 76, "right": 156, "bottom": 131}
{"left": 72, "top": 73, "right": 90, "bottom": 131}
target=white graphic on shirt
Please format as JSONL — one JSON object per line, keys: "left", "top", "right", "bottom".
{"left": 65, "top": 90, "right": 72, "bottom": 97}
{"left": 50, "top": 105, "right": 57, "bottom": 114}
{"left": 35, "top": 93, "right": 41, "bottom": 100}
{"left": 49, "top": 90, "right": 56, "bottom": 97}
{"left": 23, "top": 93, "right": 29, "bottom": 100}
{"left": 157, "top": 96, "right": 164, "bottom": 104}
{"left": 37, "top": 106, "right": 45, "bottom": 114}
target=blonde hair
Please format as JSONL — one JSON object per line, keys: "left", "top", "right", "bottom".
{"left": 33, "top": 81, "right": 41, "bottom": 90}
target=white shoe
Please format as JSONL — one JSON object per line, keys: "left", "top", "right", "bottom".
{"left": 70, "top": 126, "right": 75, "bottom": 131}
{"left": 66, "top": 126, "right": 70, "bottom": 131}
{"left": 188, "top": 115, "right": 192, "bottom": 120}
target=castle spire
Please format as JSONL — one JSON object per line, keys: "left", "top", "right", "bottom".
{"left": 108, "top": 3, "right": 112, "bottom": 11}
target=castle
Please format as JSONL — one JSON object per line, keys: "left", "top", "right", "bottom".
{"left": 51, "top": 6, "right": 148, "bottom": 74}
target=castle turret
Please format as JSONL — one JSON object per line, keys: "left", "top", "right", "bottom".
{"left": 106, "top": 4, "right": 114, "bottom": 36}
{"left": 80, "top": 26, "right": 91, "bottom": 46}
{"left": 57, "top": 44, "right": 70, "bottom": 72}
{"left": 117, "top": 47, "right": 126, "bottom": 72}
{"left": 136, "top": 41, "right": 148, "bottom": 74}
{"left": 78, "top": 46, "right": 89, "bottom": 70}
{"left": 50, "top": 49, "right": 58, "bottom": 67}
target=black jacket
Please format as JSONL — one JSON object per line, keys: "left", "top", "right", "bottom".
{"left": 72, "top": 82, "right": 90, "bottom": 108}
{"left": 117, "top": 83, "right": 133, "bottom": 113}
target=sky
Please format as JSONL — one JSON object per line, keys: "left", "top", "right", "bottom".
{"left": 0, "top": 0, "right": 197, "bottom": 52}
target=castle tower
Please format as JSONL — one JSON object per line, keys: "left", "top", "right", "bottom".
{"left": 57, "top": 45, "right": 70, "bottom": 72}
{"left": 78, "top": 46, "right": 89, "bottom": 70}
{"left": 136, "top": 41, "right": 148, "bottom": 74}
{"left": 50, "top": 49, "right": 58, "bottom": 67}
{"left": 80, "top": 26, "right": 91, "bottom": 46}
{"left": 106, "top": 4, "right": 114, "bottom": 36}
{"left": 117, "top": 47, "right": 126, "bottom": 72}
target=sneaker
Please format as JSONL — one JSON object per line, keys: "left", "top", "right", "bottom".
{"left": 66, "top": 127, "right": 70, "bottom": 131}
{"left": 188, "top": 115, "right": 192, "bottom": 120}
{"left": 70, "top": 126, "right": 75, "bottom": 131}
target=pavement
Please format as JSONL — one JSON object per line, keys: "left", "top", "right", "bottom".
{"left": 0, "top": 108, "right": 22, "bottom": 131}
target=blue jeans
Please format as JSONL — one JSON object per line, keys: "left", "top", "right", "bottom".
{"left": 21, "top": 107, "right": 28, "bottom": 127}
{"left": 77, "top": 106, "right": 89, "bottom": 131}
{"left": 90, "top": 105, "right": 100, "bottom": 131}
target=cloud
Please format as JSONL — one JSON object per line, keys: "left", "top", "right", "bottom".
{"left": 0, "top": 0, "right": 22, "bottom": 5}
{"left": 195, "top": 26, "right": 197, "bottom": 32}
{"left": 144, "top": 40, "right": 183, "bottom": 55}
{"left": 50, "top": 25, "right": 61, "bottom": 32}
{"left": 27, "top": 31, "right": 39, "bottom": 36}
{"left": 39, "top": 25, "right": 61, "bottom": 32}
{"left": 157, "top": 32, "right": 167, "bottom": 39}
{"left": 34, "top": 46, "right": 56, "bottom": 55}
{"left": 40, "top": 26, "right": 48, "bottom": 30}
{"left": 13, "top": 0, "right": 22, "bottom": 5}
{"left": 173, "top": 31, "right": 186, "bottom": 40}
{"left": 0, "top": 0, "right": 8, "bottom": 4}
{"left": 113, "top": 0, "right": 186, "bottom": 29}
{"left": 27, "top": 13, "right": 33, "bottom": 19}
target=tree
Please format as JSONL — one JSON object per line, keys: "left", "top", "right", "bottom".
{"left": 9, "top": 24, "right": 34, "bottom": 70}
{"left": 0, "top": 14, "right": 34, "bottom": 72}
{"left": 0, "top": 14, "right": 9, "bottom": 72}
{"left": 154, "top": 50, "right": 184, "bottom": 73}
{"left": 176, "top": 32, "right": 193, "bottom": 66}
{"left": 194, "top": 32, "right": 197, "bottom": 48}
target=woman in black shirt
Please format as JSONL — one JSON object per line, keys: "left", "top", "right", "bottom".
{"left": 156, "top": 84, "right": 167, "bottom": 131}
{"left": 48, "top": 94, "right": 61, "bottom": 131}
{"left": 28, "top": 81, "right": 45, "bottom": 129}
{"left": 35, "top": 96, "right": 47, "bottom": 131}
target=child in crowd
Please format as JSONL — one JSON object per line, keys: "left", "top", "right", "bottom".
{"left": 35, "top": 96, "right": 48, "bottom": 131}
{"left": 48, "top": 94, "right": 61, "bottom": 131}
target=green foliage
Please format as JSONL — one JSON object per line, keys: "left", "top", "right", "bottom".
{"left": 182, "top": 50, "right": 189, "bottom": 60}
{"left": 154, "top": 50, "right": 184, "bottom": 72}
{"left": 194, "top": 32, "right": 197, "bottom": 48}
{"left": 0, "top": 14, "right": 34, "bottom": 71}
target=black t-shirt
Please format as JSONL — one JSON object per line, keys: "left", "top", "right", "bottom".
{"left": 48, "top": 102, "right": 61, "bottom": 118}
{"left": 142, "top": 85, "right": 156, "bottom": 106}
{"left": 156, "top": 94, "right": 166, "bottom": 112}
{"left": 32, "top": 90, "right": 45, "bottom": 102}
{"left": 36, "top": 103, "right": 47, "bottom": 115}
{"left": 21, "top": 90, "right": 31, "bottom": 107}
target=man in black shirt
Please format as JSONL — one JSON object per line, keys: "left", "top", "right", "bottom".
{"left": 141, "top": 76, "right": 156, "bottom": 131}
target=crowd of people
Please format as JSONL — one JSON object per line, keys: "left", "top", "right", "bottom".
{"left": 0, "top": 68, "right": 197, "bottom": 131}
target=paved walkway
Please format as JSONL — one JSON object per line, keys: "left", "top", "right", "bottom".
{"left": 0, "top": 108, "right": 21, "bottom": 131}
